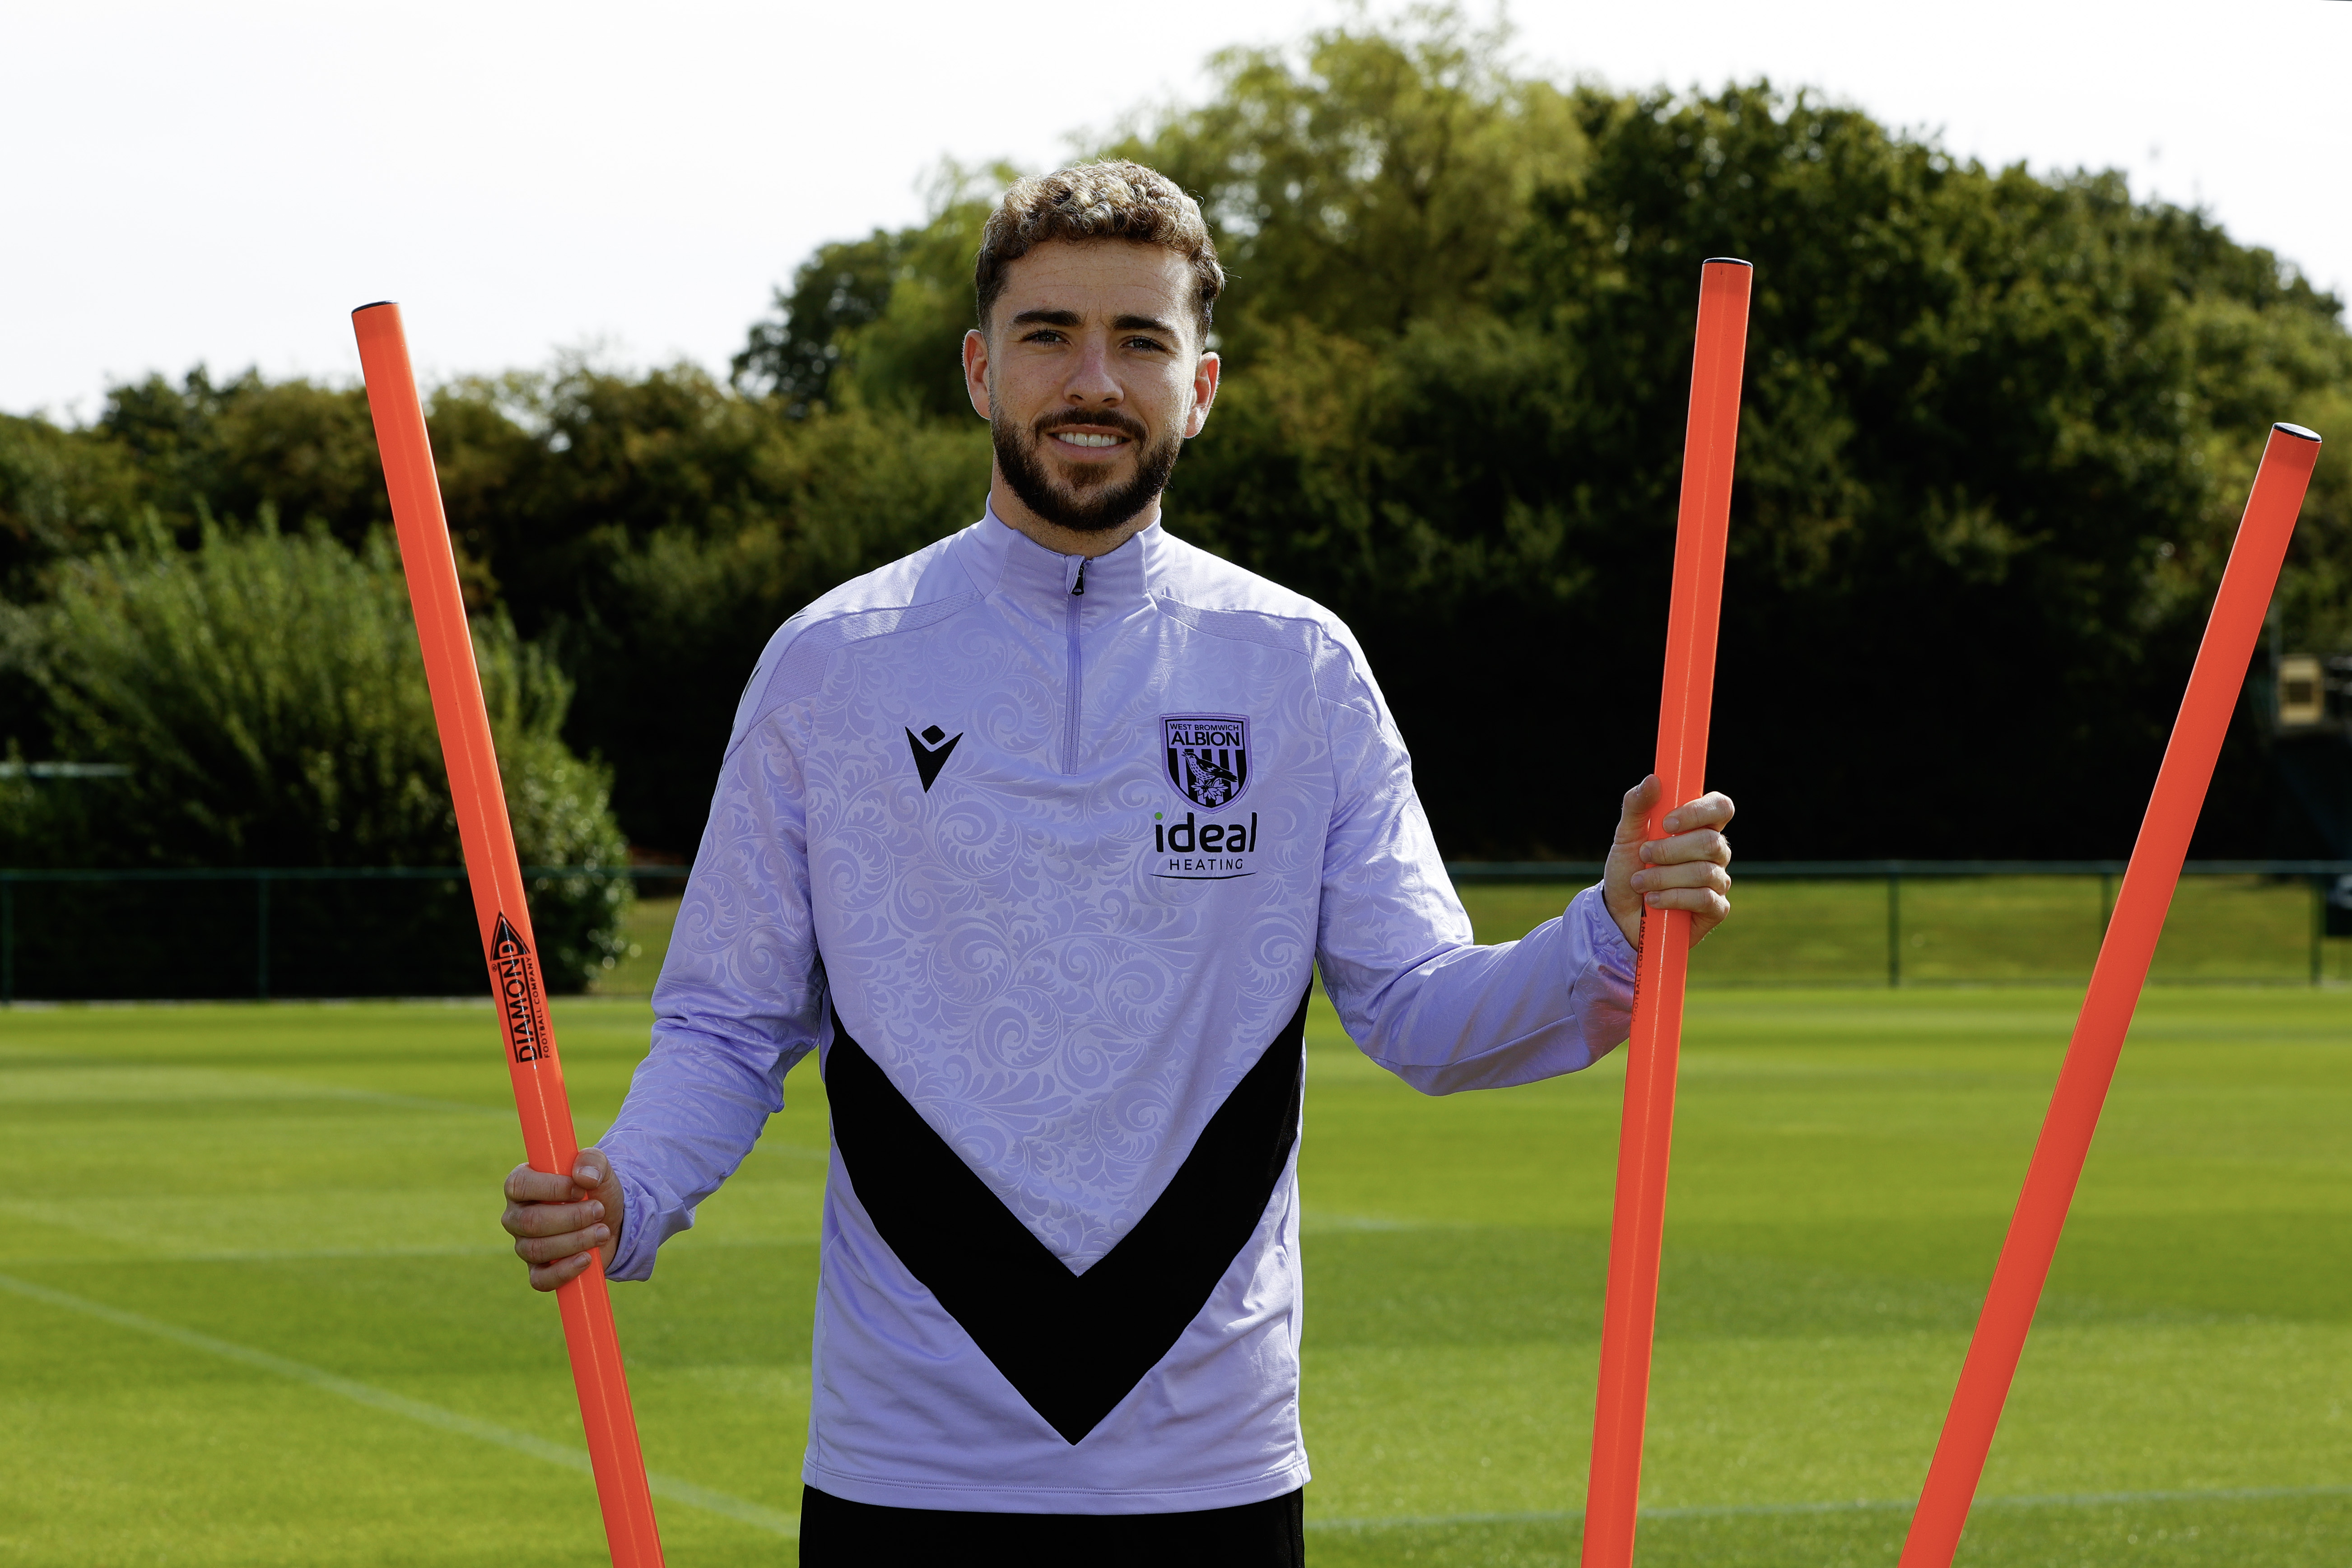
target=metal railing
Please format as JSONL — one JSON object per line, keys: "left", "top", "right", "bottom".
{"left": 1445, "top": 859, "right": 2352, "bottom": 988}
{"left": 3, "top": 860, "right": 2347, "bottom": 1001}
{"left": 0, "top": 865, "right": 689, "bottom": 1005}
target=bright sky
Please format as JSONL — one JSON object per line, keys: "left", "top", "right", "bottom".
{"left": 4, "top": 0, "right": 2346, "bottom": 420}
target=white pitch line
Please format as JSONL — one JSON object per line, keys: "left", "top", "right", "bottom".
{"left": 1307, "top": 1484, "right": 2352, "bottom": 1532}
{"left": 0, "top": 1270, "right": 796, "bottom": 1539}
{"left": 11, "top": 1270, "right": 2340, "bottom": 1543}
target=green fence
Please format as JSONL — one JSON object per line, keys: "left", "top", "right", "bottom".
{"left": 1449, "top": 861, "right": 2352, "bottom": 989}
{"left": 5, "top": 861, "right": 2352, "bottom": 1002}
{"left": 0, "top": 866, "right": 688, "bottom": 1004}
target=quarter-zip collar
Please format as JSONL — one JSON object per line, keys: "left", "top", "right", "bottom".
{"left": 959, "top": 503, "right": 1161, "bottom": 776}
{"left": 964, "top": 502, "right": 1157, "bottom": 616}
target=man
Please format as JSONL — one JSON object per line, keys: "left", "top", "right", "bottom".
{"left": 503, "top": 161, "right": 1733, "bottom": 1565}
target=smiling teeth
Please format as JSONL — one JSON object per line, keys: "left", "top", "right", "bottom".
{"left": 1057, "top": 433, "right": 1122, "bottom": 447}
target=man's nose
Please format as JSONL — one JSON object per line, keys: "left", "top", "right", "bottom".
{"left": 1063, "top": 340, "right": 1122, "bottom": 405}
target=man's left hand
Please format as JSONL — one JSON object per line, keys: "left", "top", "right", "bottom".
{"left": 1603, "top": 776, "right": 1734, "bottom": 950}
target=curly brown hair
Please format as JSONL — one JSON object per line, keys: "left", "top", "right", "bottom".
{"left": 974, "top": 161, "right": 1224, "bottom": 346}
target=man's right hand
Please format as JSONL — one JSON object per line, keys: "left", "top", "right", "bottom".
{"left": 501, "top": 1149, "right": 625, "bottom": 1292}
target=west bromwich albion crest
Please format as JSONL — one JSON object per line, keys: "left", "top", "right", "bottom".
{"left": 1163, "top": 714, "right": 1250, "bottom": 809}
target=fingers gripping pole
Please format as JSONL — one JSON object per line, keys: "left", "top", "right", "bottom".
{"left": 352, "top": 303, "right": 666, "bottom": 1568}
{"left": 1899, "top": 422, "right": 2324, "bottom": 1568}
{"left": 1581, "top": 258, "right": 1752, "bottom": 1568}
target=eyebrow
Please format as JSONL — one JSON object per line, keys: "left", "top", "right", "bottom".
{"left": 1006, "top": 307, "right": 1180, "bottom": 339}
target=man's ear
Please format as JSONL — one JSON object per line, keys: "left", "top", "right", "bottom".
{"left": 963, "top": 329, "right": 992, "bottom": 420}
{"left": 1183, "top": 350, "right": 1222, "bottom": 439}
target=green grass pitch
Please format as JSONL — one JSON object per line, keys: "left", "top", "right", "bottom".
{"left": 5, "top": 894, "right": 2351, "bottom": 1563}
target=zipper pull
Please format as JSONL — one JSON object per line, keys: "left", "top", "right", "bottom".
{"left": 1071, "top": 557, "right": 1087, "bottom": 596}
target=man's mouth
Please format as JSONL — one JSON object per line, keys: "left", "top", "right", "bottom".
{"left": 995, "top": 405, "right": 1179, "bottom": 531}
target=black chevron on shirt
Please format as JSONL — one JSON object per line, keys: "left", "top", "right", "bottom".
{"left": 824, "top": 990, "right": 1309, "bottom": 1445}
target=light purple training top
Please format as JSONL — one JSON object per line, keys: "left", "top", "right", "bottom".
{"left": 598, "top": 507, "right": 1635, "bottom": 1514}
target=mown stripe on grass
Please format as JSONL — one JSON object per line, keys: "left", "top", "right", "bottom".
{"left": 1307, "top": 1484, "right": 2352, "bottom": 1532}
{"left": 0, "top": 1270, "right": 796, "bottom": 1538}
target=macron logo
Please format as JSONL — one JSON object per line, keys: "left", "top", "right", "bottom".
{"left": 907, "top": 724, "right": 962, "bottom": 792}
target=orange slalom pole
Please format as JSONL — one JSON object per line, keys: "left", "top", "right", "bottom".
{"left": 1899, "top": 422, "right": 2324, "bottom": 1568}
{"left": 1580, "top": 257, "right": 1752, "bottom": 1568}
{"left": 353, "top": 302, "right": 665, "bottom": 1568}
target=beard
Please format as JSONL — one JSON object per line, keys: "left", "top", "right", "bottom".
{"left": 992, "top": 405, "right": 1182, "bottom": 534}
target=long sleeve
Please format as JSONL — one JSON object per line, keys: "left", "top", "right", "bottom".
{"left": 599, "top": 714, "right": 827, "bottom": 1280}
{"left": 1312, "top": 634, "right": 1637, "bottom": 1095}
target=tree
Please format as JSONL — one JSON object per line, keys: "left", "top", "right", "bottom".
{"left": 95, "top": 367, "right": 390, "bottom": 548}
{"left": 545, "top": 406, "right": 988, "bottom": 845}
{"left": 734, "top": 165, "right": 1008, "bottom": 423}
{"left": 8, "top": 7, "right": 2350, "bottom": 866}
{"left": 1105, "top": 7, "right": 1585, "bottom": 358}
{"left": 1164, "top": 79, "right": 2352, "bottom": 855}
{"left": 0, "top": 409, "right": 148, "bottom": 595}
{"left": 0, "top": 522, "right": 629, "bottom": 990}
{"left": 733, "top": 228, "right": 910, "bottom": 415}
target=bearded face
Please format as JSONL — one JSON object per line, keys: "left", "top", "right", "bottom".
{"left": 964, "top": 240, "right": 1221, "bottom": 540}
{"left": 991, "top": 403, "right": 1183, "bottom": 535}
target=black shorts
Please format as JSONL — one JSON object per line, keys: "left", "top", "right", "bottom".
{"left": 798, "top": 1484, "right": 1306, "bottom": 1566}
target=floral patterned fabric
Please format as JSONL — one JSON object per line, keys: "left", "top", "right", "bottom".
{"left": 597, "top": 507, "right": 1635, "bottom": 1512}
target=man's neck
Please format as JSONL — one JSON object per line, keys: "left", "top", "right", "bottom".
{"left": 988, "top": 470, "right": 1158, "bottom": 558}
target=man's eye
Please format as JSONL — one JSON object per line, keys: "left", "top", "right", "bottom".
{"left": 1023, "top": 330, "right": 1067, "bottom": 344}
{"left": 1126, "top": 338, "right": 1169, "bottom": 354}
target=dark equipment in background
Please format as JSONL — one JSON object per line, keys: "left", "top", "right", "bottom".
{"left": 2265, "top": 651, "right": 2352, "bottom": 935}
